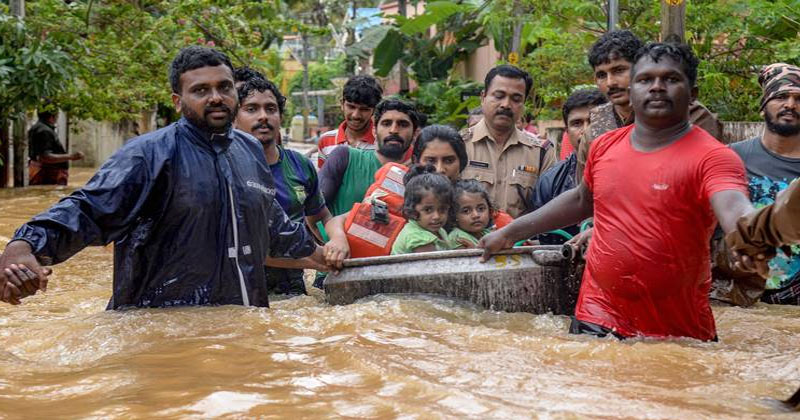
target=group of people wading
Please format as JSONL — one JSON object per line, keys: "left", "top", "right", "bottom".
{"left": 2, "top": 30, "right": 800, "bottom": 345}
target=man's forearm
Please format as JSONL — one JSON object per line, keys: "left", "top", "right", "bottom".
{"left": 39, "top": 152, "right": 76, "bottom": 164}
{"left": 503, "top": 186, "right": 593, "bottom": 243}
{"left": 712, "top": 190, "right": 756, "bottom": 234}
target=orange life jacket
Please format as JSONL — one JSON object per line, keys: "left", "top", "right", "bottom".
{"left": 362, "top": 162, "right": 408, "bottom": 217}
{"left": 344, "top": 201, "right": 406, "bottom": 258}
{"left": 493, "top": 210, "right": 513, "bottom": 229}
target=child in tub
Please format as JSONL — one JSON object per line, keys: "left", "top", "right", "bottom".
{"left": 448, "top": 179, "right": 495, "bottom": 249}
{"left": 391, "top": 165, "right": 454, "bottom": 254}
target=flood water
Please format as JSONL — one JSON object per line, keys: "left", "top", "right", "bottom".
{"left": 1, "top": 168, "right": 798, "bottom": 419}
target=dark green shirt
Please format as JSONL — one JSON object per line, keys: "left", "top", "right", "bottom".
{"left": 319, "top": 146, "right": 382, "bottom": 216}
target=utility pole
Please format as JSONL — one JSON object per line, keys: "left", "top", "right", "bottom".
{"left": 510, "top": 0, "right": 522, "bottom": 54}
{"left": 397, "top": 0, "right": 409, "bottom": 93}
{"left": 10, "top": 0, "right": 26, "bottom": 187}
{"left": 660, "top": 0, "right": 686, "bottom": 43}
{"left": 10, "top": 0, "right": 24, "bottom": 16}
{"left": 607, "top": 0, "right": 619, "bottom": 31}
{"left": 301, "top": 32, "right": 310, "bottom": 141}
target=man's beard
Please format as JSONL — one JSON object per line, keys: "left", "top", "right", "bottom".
{"left": 378, "top": 134, "right": 409, "bottom": 160}
{"left": 765, "top": 108, "right": 800, "bottom": 137}
{"left": 251, "top": 121, "right": 277, "bottom": 146}
{"left": 183, "top": 101, "right": 236, "bottom": 134}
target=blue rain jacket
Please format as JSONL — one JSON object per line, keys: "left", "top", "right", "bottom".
{"left": 12, "top": 118, "right": 316, "bottom": 309}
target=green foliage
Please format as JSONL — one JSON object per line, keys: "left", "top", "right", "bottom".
{"left": 4, "top": 0, "right": 798, "bottom": 127}
{"left": 513, "top": 0, "right": 800, "bottom": 121}
{"left": 348, "top": 1, "right": 486, "bottom": 83}
{"left": 406, "top": 79, "right": 482, "bottom": 127}
{"left": 286, "top": 55, "right": 348, "bottom": 94}
{"left": 0, "top": 14, "right": 72, "bottom": 119}
{"left": 687, "top": 0, "right": 800, "bottom": 120}
{"left": 21, "top": 0, "right": 311, "bottom": 122}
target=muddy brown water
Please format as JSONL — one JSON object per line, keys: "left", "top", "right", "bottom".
{"left": 1, "top": 168, "right": 798, "bottom": 419}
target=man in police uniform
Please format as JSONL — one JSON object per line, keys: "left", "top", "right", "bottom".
{"left": 461, "top": 64, "right": 556, "bottom": 218}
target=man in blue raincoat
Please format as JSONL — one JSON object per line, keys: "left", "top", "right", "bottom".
{"left": 0, "top": 46, "right": 327, "bottom": 309}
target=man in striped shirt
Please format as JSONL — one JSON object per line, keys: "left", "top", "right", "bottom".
{"left": 317, "top": 75, "right": 383, "bottom": 168}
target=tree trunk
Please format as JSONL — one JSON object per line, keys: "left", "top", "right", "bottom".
{"left": 0, "top": 118, "right": 9, "bottom": 188}
{"left": 12, "top": 116, "right": 27, "bottom": 187}
{"left": 660, "top": 0, "right": 686, "bottom": 43}
{"left": 10, "top": 0, "right": 26, "bottom": 187}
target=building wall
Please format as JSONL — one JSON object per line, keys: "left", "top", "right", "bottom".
{"left": 460, "top": 38, "right": 501, "bottom": 83}
{"left": 70, "top": 112, "right": 156, "bottom": 168}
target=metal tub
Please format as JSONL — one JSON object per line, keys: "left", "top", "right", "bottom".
{"left": 324, "top": 246, "right": 582, "bottom": 314}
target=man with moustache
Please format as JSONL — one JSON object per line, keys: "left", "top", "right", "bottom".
{"left": 575, "top": 30, "right": 723, "bottom": 183}
{"left": 0, "top": 46, "right": 326, "bottom": 308}
{"left": 712, "top": 63, "right": 800, "bottom": 306}
{"left": 317, "top": 75, "right": 383, "bottom": 168}
{"left": 318, "top": 98, "right": 419, "bottom": 217}
{"left": 462, "top": 65, "right": 556, "bottom": 218}
{"left": 234, "top": 73, "right": 332, "bottom": 295}
{"left": 480, "top": 43, "right": 754, "bottom": 341}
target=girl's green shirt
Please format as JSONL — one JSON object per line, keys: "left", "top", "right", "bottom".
{"left": 391, "top": 220, "right": 452, "bottom": 255}
{"left": 447, "top": 227, "right": 492, "bottom": 249}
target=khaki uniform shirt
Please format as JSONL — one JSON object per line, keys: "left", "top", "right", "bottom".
{"left": 461, "top": 118, "right": 556, "bottom": 218}
{"left": 575, "top": 101, "right": 724, "bottom": 184}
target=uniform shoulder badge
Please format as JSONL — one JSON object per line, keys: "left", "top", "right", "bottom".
{"left": 519, "top": 130, "right": 548, "bottom": 148}
{"left": 459, "top": 126, "right": 473, "bottom": 141}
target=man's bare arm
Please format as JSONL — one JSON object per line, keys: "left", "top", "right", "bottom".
{"left": 39, "top": 151, "right": 83, "bottom": 164}
{"left": 710, "top": 189, "right": 768, "bottom": 276}
{"left": 711, "top": 190, "right": 755, "bottom": 234}
{"left": 479, "top": 182, "right": 593, "bottom": 260}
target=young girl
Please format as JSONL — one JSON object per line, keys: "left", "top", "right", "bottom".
{"left": 448, "top": 179, "right": 494, "bottom": 249}
{"left": 391, "top": 165, "right": 454, "bottom": 254}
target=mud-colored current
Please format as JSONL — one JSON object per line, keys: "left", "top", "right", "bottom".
{"left": 0, "top": 168, "right": 798, "bottom": 419}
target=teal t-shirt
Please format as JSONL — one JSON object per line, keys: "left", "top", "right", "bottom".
{"left": 447, "top": 227, "right": 491, "bottom": 249}
{"left": 391, "top": 220, "right": 452, "bottom": 255}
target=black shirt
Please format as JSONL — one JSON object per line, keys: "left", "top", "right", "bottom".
{"left": 28, "top": 119, "right": 68, "bottom": 169}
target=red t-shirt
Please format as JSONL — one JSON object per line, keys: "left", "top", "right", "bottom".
{"left": 317, "top": 121, "right": 376, "bottom": 168}
{"left": 579, "top": 125, "right": 747, "bottom": 340}
{"left": 559, "top": 131, "right": 573, "bottom": 160}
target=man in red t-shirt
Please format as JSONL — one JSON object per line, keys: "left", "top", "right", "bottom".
{"left": 317, "top": 75, "right": 382, "bottom": 168}
{"left": 480, "top": 43, "right": 753, "bottom": 341}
